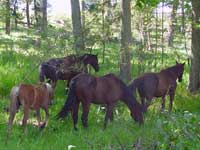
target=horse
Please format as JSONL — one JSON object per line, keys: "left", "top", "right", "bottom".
{"left": 39, "top": 53, "right": 99, "bottom": 89}
{"left": 56, "top": 68, "right": 82, "bottom": 87}
{"left": 128, "top": 61, "right": 185, "bottom": 112}
{"left": 5, "top": 83, "right": 54, "bottom": 144}
{"left": 56, "top": 73, "right": 143, "bottom": 130}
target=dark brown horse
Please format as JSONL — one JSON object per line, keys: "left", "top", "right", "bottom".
{"left": 57, "top": 73, "right": 143, "bottom": 130}
{"left": 5, "top": 83, "right": 54, "bottom": 144}
{"left": 129, "top": 62, "right": 185, "bottom": 112}
{"left": 56, "top": 68, "right": 82, "bottom": 89}
{"left": 39, "top": 54, "right": 99, "bottom": 89}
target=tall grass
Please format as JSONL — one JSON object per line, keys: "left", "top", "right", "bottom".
{"left": 0, "top": 28, "right": 200, "bottom": 150}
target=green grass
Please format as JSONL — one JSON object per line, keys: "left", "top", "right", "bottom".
{"left": 0, "top": 27, "right": 200, "bottom": 150}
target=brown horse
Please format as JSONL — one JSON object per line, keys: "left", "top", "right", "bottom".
{"left": 5, "top": 83, "right": 54, "bottom": 144}
{"left": 57, "top": 73, "right": 143, "bottom": 130}
{"left": 39, "top": 54, "right": 99, "bottom": 89}
{"left": 56, "top": 68, "right": 82, "bottom": 87}
{"left": 129, "top": 62, "right": 185, "bottom": 112}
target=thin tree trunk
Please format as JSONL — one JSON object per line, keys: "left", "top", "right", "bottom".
{"left": 120, "top": 0, "right": 132, "bottom": 81}
{"left": 41, "top": 0, "right": 47, "bottom": 37}
{"left": 26, "top": 0, "right": 30, "bottom": 28}
{"left": 102, "top": 0, "right": 105, "bottom": 63}
{"left": 5, "top": 0, "right": 11, "bottom": 35}
{"left": 189, "top": 0, "right": 200, "bottom": 93}
{"left": 71, "top": 0, "right": 85, "bottom": 53}
{"left": 167, "top": 0, "right": 179, "bottom": 47}
{"left": 161, "top": 0, "right": 164, "bottom": 65}
{"left": 13, "top": 0, "right": 18, "bottom": 30}
{"left": 34, "top": 0, "right": 41, "bottom": 27}
{"left": 81, "top": 0, "right": 85, "bottom": 47}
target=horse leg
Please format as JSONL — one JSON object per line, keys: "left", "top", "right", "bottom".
{"left": 52, "top": 80, "right": 57, "bottom": 89}
{"left": 41, "top": 107, "right": 49, "bottom": 128}
{"left": 5, "top": 111, "right": 17, "bottom": 144}
{"left": 72, "top": 101, "right": 80, "bottom": 130}
{"left": 109, "top": 111, "right": 114, "bottom": 121}
{"left": 169, "top": 89, "right": 176, "bottom": 112}
{"left": 36, "top": 109, "right": 41, "bottom": 127}
{"left": 145, "top": 96, "right": 153, "bottom": 112}
{"left": 140, "top": 97, "right": 146, "bottom": 112}
{"left": 22, "top": 106, "right": 29, "bottom": 134}
{"left": 81, "top": 102, "right": 90, "bottom": 129}
{"left": 161, "top": 96, "right": 166, "bottom": 112}
{"left": 104, "top": 103, "right": 114, "bottom": 129}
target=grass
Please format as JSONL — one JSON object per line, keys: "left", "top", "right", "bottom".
{"left": 0, "top": 27, "right": 200, "bottom": 150}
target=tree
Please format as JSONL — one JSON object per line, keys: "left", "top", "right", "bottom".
{"left": 34, "top": 0, "right": 42, "bottom": 27}
{"left": 167, "top": 0, "right": 179, "bottom": 47}
{"left": 5, "top": 0, "right": 11, "bottom": 34}
{"left": 71, "top": 0, "right": 85, "bottom": 52}
{"left": 120, "top": 0, "right": 132, "bottom": 81}
{"left": 189, "top": 0, "right": 200, "bottom": 93}
{"left": 41, "top": 0, "right": 47, "bottom": 37}
{"left": 12, "top": 0, "right": 18, "bottom": 30}
{"left": 26, "top": 0, "right": 30, "bottom": 27}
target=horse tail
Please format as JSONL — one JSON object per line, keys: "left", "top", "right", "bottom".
{"left": 39, "top": 62, "right": 47, "bottom": 82}
{"left": 6, "top": 86, "right": 20, "bottom": 144}
{"left": 56, "top": 79, "right": 77, "bottom": 119}
{"left": 120, "top": 82, "right": 144, "bottom": 125}
{"left": 128, "top": 78, "right": 141, "bottom": 96}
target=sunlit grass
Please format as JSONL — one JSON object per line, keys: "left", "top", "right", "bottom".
{"left": 0, "top": 27, "right": 200, "bottom": 149}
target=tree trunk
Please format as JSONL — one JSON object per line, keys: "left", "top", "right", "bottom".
{"left": 26, "top": 0, "right": 30, "bottom": 28}
{"left": 81, "top": 0, "right": 85, "bottom": 48}
{"left": 102, "top": 0, "right": 105, "bottom": 63}
{"left": 167, "top": 0, "right": 179, "bottom": 47}
{"left": 13, "top": 0, "right": 18, "bottom": 30}
{"left": 71, "top": 0, "right": 84, "bottom": 53}
{"left": 41, "top": 0, "right": 47, "bottom": 37}
{"left": 34, "top": 0, "right": 42, "bottom": 27}
{"left": 189, "top": 0, "right": 200, "bottom": 93}
{"left": 5, "top": 0, "right": 11, "bottom": 35}
{"left": 120, "top": 0, "right": 132, "bottom": 81}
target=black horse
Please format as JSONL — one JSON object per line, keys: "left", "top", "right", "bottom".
{"left": 39, "top": 54, "right": 99, "bottom": 89}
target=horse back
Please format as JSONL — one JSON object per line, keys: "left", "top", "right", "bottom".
{"left": 18, "top": 84, "right": 48, "bottom": 109}
{"left": 155, "top": 71, "right": 175, "bottom": 96}
{"left": 93, "top": 74, "right": 124, "bottom": 102}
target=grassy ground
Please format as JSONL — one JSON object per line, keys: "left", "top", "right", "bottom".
{"left": 0, "top": 28, "right": 200, "bottom": 150}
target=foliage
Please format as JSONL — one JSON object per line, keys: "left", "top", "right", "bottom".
{"left": 0, "top": 0, "right": 199, "bottom": 149}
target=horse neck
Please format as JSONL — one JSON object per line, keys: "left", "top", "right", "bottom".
{"left": 128, "top": 78, "right": 140, "bottom": 95}
{"left": 162, "top": 66, "right": 179, "bottom": 80}
{"left": 121, "top": 85, "right": 140, "bottom": 111}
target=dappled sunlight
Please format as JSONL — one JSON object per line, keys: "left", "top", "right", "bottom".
{"left": 0, "top": 0, "right": 199, "bottom": 147}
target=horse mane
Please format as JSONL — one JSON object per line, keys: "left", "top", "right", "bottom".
{"left": 103, "top": 74, "right": 134, "bottom": 99}
{"left": 160, "top": 64, "right": 183, "bottom": 78}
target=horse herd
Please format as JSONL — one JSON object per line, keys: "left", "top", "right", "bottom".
{"left": 5, "top": 53, "right": 185, "bottom": 144}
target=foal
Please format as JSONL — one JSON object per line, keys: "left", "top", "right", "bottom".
{"left": 129, "top": 62, "right": 185, "bottom": 112}
{"left": 5, "top": 83, "right": 54, "bottom": 144}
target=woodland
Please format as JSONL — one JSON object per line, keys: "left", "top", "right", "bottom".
{"left": 0, "top": 0, "right": 200, "bottom": 149}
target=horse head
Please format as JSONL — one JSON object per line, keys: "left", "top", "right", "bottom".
{"left": 176, "top": 61, "right": 185, "bottom": 82}
{"left": 81, "top": 54, "right": 99, "bottom": 72}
